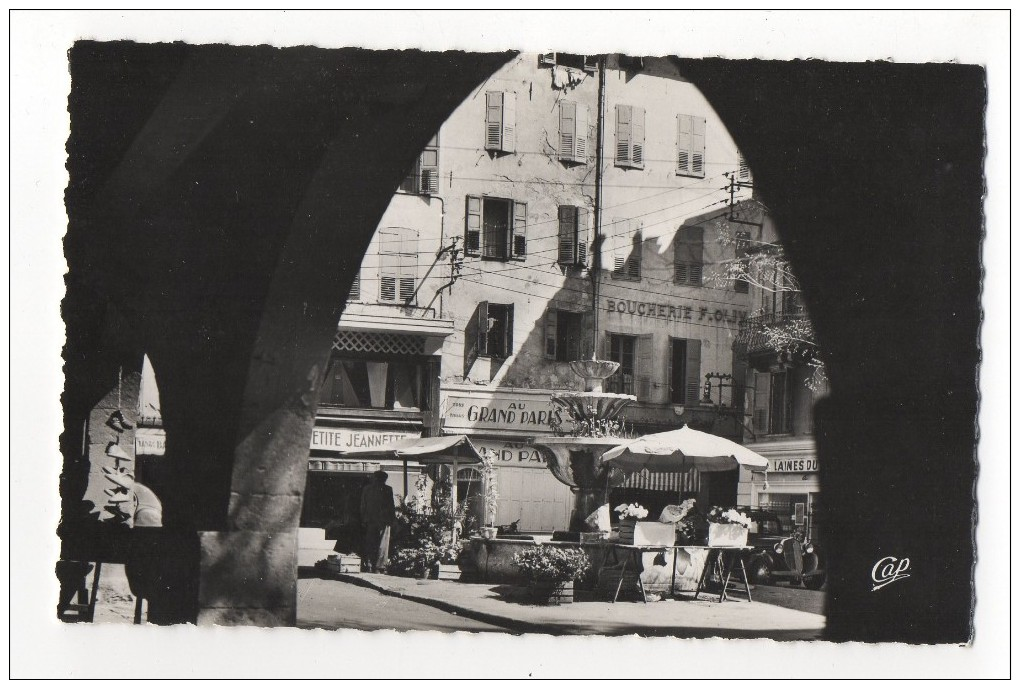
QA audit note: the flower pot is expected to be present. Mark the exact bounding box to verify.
[617,519,636,544]
[436,564,461,581]
[480,527,498,540]
[528,579,574,605]
[708,523,749,547]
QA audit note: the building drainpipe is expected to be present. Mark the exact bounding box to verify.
[591,55,607,358]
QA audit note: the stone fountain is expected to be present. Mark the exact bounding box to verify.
[532,359,637,532]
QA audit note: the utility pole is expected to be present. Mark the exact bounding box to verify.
[591,54,607,359]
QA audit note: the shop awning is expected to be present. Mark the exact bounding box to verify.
[335,434,484,465]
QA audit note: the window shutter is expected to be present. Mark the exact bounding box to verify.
[419,147,439,194]
[632,107,645,167]
[691,116,706,177]
[731,347,748,413]
[580,311,593,360]
[380,276,396,302]
[559,101,576,161]
[615,105,631,166]
[684,339,702,405]
[688,226,703,285]
[502,92,517,153]
[476,301,489,356]
[737,152,751,181]
[557,205,576,264]
[348,272,360,301]
[511,201,527,260]
[674,226,704,285]
[752,371,770,434]
[575,105,589,163]
[676,114,692,175]
[504,304,515,357]
[576,207,589,266]
[635,334,653,401]
[544,310,558,359]
[465,195,482,255]
[399,277,415,303]
[485,92,503,150]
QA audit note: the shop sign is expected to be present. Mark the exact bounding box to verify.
[442,390,563,434]
[310,427,420,452]
[475,441,548,468]
[134,428,166,456]
[605,299,747,325]
[770,456,819,473]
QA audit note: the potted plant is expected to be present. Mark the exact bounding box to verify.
[480,452,499,540]
[613,503,649,544]
[512,545,591,605]
[705,506,753,546]
[435,542,463,581]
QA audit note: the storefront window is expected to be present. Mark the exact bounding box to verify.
[606,334,635,394]
[318,357,427,410]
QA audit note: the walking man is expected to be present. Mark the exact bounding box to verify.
[360,470,396,573]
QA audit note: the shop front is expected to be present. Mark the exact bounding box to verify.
[737,437,821,541]
[440,386,572,533]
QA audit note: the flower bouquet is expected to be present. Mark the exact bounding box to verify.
[614,503,649,544]
[659,499,706,545]
[706,506,752,546]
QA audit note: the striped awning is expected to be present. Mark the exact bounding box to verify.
[620,468,701,493]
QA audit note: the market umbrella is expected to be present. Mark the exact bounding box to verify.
[599,426,769,473]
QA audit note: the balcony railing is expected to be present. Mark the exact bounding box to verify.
[737,309,811,353]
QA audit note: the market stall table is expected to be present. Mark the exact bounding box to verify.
[601,543,755,603]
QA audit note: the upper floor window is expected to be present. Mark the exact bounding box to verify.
[467,301,514,361]
[539,53,598,73]
[612,230,642,281]
[378,227,418,304]
[557,205,589,267]
[399,132,440,195]
[752,369,793,435]
[465,195,526,261]
[544,309,588,362]
[318,356,427,411]
[676,114,706,178]
[485,91,517,154]
[673,225,704,286]
[615,104,645,169]
[559,101,589,164]
[737,152,752,182]
[604,333,652,401]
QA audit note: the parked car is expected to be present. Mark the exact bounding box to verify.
[740,507,826,590]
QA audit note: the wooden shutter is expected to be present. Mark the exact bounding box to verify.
[485,91,503,150]
[502,92,517,153]
[616,105,631,166]
[559,101,576,161]
[580,311,593,360]
[635,334,653,401]
[685,339,702,405]
[544,310,557,359]
[737,152,751,181]
[419,146,439,194]
[677,114,693,175]
[511,201,527,260]
[691,116,706,177]
[752,371,770,434]
[348,272,360,301]
[465,195,482,255]
[674,226,703,285]
[475,301,489,356]
[558,205,576,264]
[575,105,589,162]
[632,107,645,167]
[380,276,396,302]
[731,347,748,413]
[576,206,589,265]
[503,304,515,357]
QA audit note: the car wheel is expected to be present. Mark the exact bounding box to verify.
[803,573,826,590]
[749,558,773,586]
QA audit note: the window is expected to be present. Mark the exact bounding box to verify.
[484,91,516,153]
[470,301,514,360]
[557,205,589,266]
[539,53,598,73]
[676,114,706,178]
[399,132,440,195]
[464,195,526,261]
[733,231,750,294]
[544,310,588,361]
[674,225,704,286]
[558,101,589,164]
[378,227,418,304]
[605,333,652,400]
[615,105,645,168]
[752,370,793,435]
[737,152,752,182]
[613,230,642,281]
[318,356,427,410]
[669,338,702,405]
